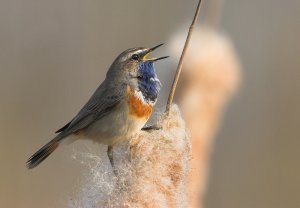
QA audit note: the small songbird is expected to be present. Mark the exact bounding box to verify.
[26,44,168,172]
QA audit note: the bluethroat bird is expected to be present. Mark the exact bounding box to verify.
[26,44,169,174]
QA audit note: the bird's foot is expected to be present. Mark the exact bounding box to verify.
[142,125,161,131]
[107,146,118,177]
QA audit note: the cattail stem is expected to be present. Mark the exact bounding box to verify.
[165,0,203,114]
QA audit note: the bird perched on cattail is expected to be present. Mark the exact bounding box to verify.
[26,44,168,174]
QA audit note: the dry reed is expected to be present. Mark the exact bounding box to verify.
[171,26,241,208]
[69,1,204,207]
[69,105,191,208]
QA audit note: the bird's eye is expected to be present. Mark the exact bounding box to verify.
[131,54,140,60]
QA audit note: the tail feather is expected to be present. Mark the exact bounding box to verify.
[26,138,60,169]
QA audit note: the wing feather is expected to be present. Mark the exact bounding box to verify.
[55,81,126,134]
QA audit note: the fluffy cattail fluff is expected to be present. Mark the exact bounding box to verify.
[170,27,241,208]
[69,104,191,208]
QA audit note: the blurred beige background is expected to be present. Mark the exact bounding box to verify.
[0,0,299,208]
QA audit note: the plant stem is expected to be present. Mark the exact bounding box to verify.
[165,0,203,114]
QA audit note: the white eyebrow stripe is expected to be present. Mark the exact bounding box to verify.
[135,49,145,54]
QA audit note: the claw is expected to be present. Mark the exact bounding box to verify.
[142,125,161,131]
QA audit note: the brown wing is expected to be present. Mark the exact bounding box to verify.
[56,81,126,135]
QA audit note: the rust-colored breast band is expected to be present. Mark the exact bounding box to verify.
[127,87,153,119]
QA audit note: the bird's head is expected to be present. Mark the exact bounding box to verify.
[107,44,169,102]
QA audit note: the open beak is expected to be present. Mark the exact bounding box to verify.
[143,43,170,62]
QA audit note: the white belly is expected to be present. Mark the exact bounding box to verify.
[82,101,147,145]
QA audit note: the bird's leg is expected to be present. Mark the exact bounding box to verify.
[107,145,118,176]
[142,125,161,131]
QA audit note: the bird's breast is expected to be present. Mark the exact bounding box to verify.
[127,86,153,120]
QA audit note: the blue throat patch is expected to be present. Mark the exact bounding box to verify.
[138,61,161,102]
